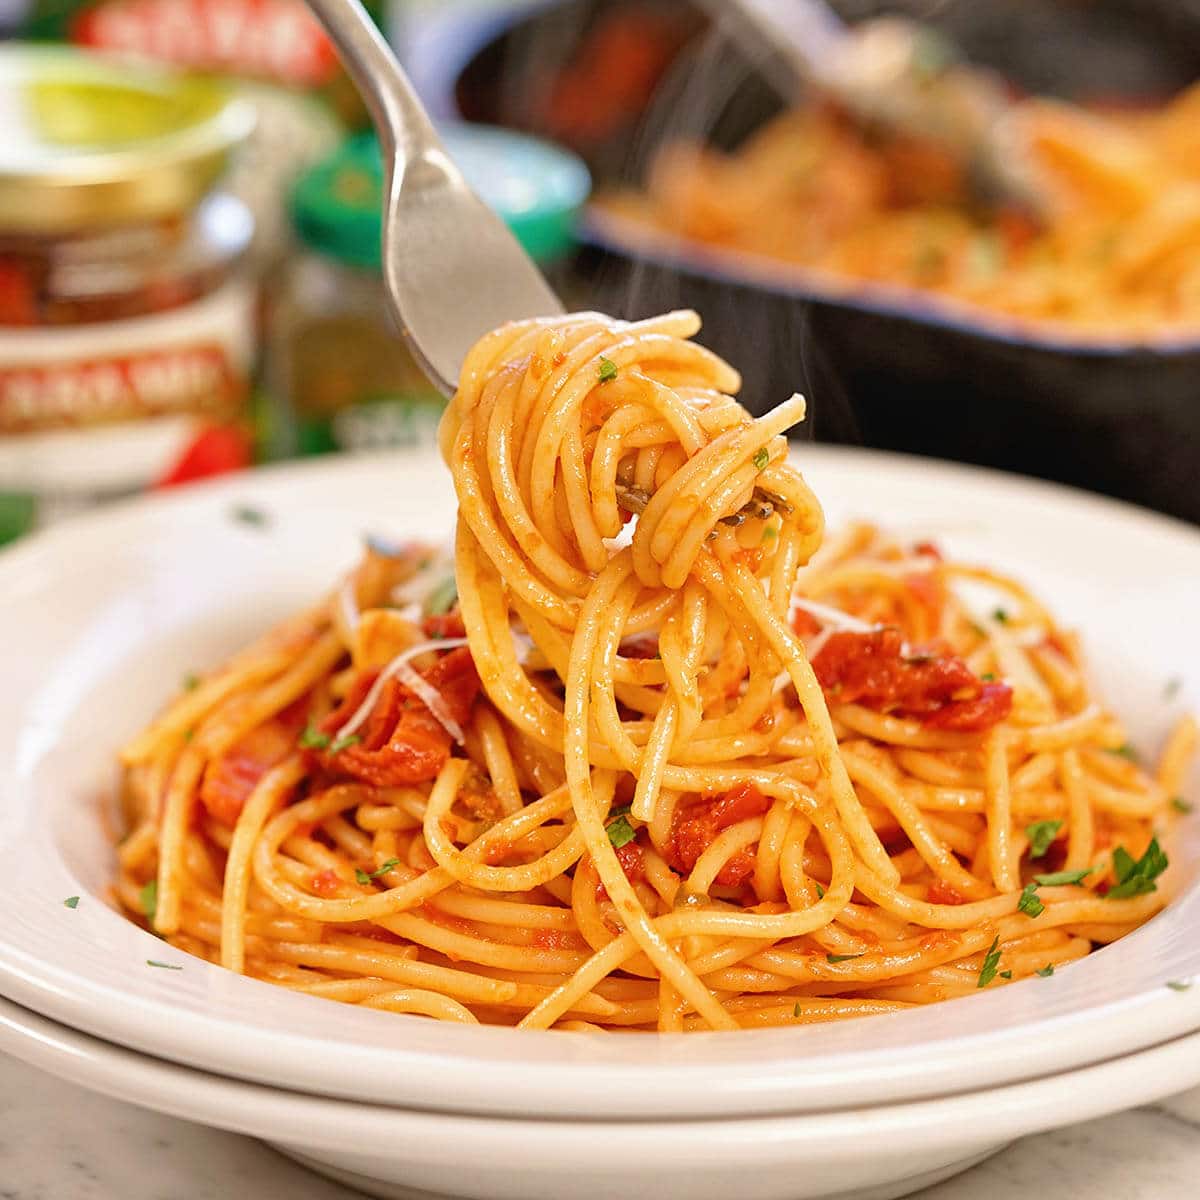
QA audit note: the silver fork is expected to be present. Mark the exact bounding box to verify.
[303,0,564,396]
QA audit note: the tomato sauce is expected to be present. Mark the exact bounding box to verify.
[926,879,967,906]
[199,707,305,826]
[791,608,821,638]
[812,629,1012,731]
[666,782,771,886]
[531,927,583,952]
[594,840,646,903]
[309,868,342,897]
[423,611,466,640]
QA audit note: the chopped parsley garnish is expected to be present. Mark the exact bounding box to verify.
[1025,819,1062,859]
[63,895,79,909]
[793,1002,803,1017]
[1033,868,1093,887]
[815,883,825,899]
[998,970,1013,980]
[182,728,194,743]
[761,526,777,542]
[1172,797,1194,814]
[140,880,158,924]
[1164,677,1182,701]
[426,576,458,616]
[299,723,331,750]
[300,725,359,754]
[597,356,618,384]
[826,953,865,963]
[1167,980,1193,992]
[182,672,200,691]
[1017,882,1045,918]
[355,858,401,885]
[147,960,182,970]
[981,672,996,682]
[1107,837,1168,900]
[1035,964,1055,978]
[231,504,268,527]
[752,448,769,472]
[1108,742,1140,763]
[977,936,1002,988]
[606,806,637,849]
[992,608,1009,624]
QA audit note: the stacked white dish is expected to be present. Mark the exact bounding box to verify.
[1,448,1197,1200]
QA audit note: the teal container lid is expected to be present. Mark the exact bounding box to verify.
[291,123,590,270]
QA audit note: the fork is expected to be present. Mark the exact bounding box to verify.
[303,0,564,396]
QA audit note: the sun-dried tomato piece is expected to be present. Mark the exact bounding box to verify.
[309,647,481,787]
[667,782,771,885]
[812,629,1011,732]
[199,705,305,826]
[423,611,466,640]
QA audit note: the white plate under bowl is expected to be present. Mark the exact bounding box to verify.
[3,991,1200,1200]
[0,447,1197,1122]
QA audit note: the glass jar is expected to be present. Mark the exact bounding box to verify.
[0,193,252,328]
[0,45,257,515]
[269,125,590,458]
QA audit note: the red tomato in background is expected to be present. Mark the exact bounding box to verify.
[156,424,253,488]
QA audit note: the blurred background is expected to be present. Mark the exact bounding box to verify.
[1,0,1198,547]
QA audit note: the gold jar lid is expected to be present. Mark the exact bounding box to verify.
[0,44,256,234]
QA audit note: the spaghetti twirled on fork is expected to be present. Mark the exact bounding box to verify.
[117,311,1195,1030]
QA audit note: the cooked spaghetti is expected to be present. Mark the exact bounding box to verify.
[117,311,1195,1030]
[597,87,1200,340]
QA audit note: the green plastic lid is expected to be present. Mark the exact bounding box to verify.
[291,123,591,270]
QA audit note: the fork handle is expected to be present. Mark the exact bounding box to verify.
[303,0,440,164]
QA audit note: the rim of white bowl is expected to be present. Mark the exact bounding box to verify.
[2,992,1200,1172]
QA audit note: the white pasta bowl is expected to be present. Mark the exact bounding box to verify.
[2,991,1200,1200]
[0,445,1197,1140]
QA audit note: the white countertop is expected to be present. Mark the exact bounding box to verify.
[4,1050,1199,1199]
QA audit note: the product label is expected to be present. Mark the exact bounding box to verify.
[72,0,340,87]
[0,346,239,433]
[0,279,254,434]
[0,278,256,492]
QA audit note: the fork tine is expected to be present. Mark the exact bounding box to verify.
[383,151,564,396]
